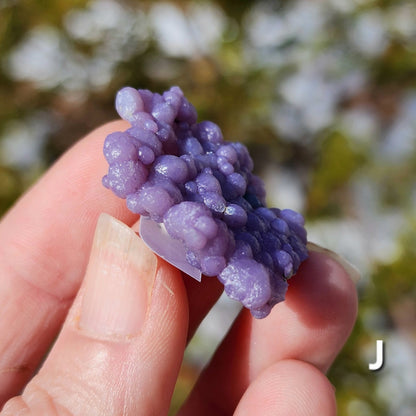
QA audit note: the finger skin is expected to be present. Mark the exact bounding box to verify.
[234,360,337,416]
[178,250,358,415]
[0,120,133,299]
[182,273,223,342]
[2,253,189,416]
[0,121,134,404]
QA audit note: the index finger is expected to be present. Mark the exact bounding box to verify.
[178,247,358,415]
[0,121,134,402]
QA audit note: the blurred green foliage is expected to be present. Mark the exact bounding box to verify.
[1,0,415,414]
[307,131,367,217]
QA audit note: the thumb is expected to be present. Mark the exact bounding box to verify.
[2,213,189,416]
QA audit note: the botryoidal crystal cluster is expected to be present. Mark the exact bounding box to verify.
[102,86,308,318]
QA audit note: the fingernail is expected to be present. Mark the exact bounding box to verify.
[79,213,157,338]
[307,242,361,284]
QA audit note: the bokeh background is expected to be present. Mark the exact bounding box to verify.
[1,0,415,414]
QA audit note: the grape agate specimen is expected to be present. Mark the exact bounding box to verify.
[102,86,308,318]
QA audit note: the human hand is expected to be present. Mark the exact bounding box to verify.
[0,121,358,415]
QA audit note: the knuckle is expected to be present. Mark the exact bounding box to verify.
[1,384,74,416]
[1,395,30,415]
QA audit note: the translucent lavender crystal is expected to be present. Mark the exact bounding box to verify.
[102,86,308,318]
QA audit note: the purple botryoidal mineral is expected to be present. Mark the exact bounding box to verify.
[102,86,308,318]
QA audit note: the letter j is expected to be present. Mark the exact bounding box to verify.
[369,339,384,371]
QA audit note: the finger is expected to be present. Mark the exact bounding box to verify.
[178,246,358,415]
[182,273,223,342]
[2,214,189,416]
[234,359,336,416]
[0,120,135,403]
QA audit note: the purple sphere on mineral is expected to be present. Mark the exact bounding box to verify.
[102,86,308,318]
